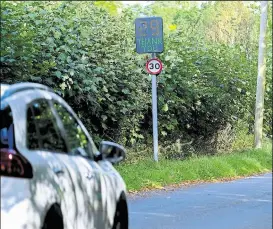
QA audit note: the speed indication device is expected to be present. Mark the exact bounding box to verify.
[146,58,163,75]
[135,17,164,54]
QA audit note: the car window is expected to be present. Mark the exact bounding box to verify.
[0,106,14,150]
[53,102,91,158]
[27,99,67,153]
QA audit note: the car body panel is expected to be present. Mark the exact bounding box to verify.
[1,84,127,229]
[1,90,78,229]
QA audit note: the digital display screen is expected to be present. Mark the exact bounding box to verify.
[135,17,164,54]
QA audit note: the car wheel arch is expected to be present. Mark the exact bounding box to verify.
[42,203,64,229]
[112,191,128,229]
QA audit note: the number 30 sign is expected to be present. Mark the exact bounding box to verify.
[146,58,163,75]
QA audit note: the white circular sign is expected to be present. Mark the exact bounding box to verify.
[146,58,163,75]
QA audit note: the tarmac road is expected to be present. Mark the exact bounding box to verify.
[128,173,272,229]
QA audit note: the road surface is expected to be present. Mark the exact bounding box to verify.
[128,173,272,229]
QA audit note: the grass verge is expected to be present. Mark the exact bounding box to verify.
[116,144,272,192]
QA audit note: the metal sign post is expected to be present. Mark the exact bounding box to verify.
[135,17,163,162]
[151,53,158,162]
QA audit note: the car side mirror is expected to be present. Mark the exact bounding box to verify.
[98,141,126,164]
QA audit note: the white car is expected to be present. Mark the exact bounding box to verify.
[0,83,128,229]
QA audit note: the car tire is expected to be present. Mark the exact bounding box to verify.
[42,204,64,229]
[112,195,128,229]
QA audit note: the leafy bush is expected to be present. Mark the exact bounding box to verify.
[1,1,272,152]
[1,1,150,145]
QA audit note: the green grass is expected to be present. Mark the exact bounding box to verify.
[116,144,272,192]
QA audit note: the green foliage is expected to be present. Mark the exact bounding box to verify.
[1,1,149,145]
[1,1,272,150]
[231,121,255,151]
[158,38,254,144]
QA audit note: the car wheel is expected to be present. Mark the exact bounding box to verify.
[112,196,128,229]
[42,204,63,229]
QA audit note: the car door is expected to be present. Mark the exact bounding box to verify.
[51,100,107,229]
[25,98,81,229]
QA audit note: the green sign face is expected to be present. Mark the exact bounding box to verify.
[135,17,164,54]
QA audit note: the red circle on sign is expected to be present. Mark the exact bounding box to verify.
[146,58,163,75]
